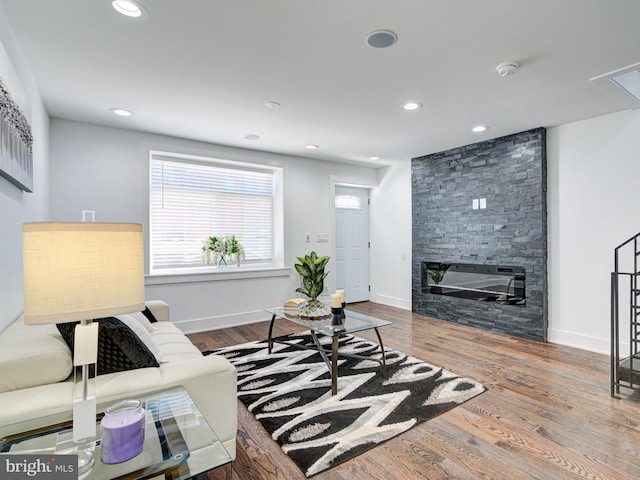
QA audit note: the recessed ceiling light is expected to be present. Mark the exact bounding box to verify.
[110,108,132,116]
[366,30,398,49]
[402,102,422,111]
[305,145,319,150]
[264,101,281,109]
[369,156,380,161]
[472,125,488,132]
[244,134,260,141]
[112,1,148,18]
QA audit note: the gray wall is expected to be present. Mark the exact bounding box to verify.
[411,128,547,341]
[0,12,50,333]
[49,119,380,332]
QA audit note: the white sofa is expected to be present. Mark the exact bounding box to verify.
[0,300,237,459]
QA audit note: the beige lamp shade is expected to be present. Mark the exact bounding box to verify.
[22,222,145,324]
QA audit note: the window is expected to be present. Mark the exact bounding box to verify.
[335,194,362,210]
[149,151,282,272]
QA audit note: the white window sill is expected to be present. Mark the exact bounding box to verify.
[145,266,291,285]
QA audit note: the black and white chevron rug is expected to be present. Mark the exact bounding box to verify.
[209,332,485,477]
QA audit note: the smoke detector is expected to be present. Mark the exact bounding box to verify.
[496,61,519,77]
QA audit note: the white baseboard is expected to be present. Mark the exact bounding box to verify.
[370,294,411,311]
[547,327,611,355]
[174,309,270,334]
[174,296,413,334]
[175,308,615,358]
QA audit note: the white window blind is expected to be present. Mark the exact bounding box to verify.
[150,152,276,271]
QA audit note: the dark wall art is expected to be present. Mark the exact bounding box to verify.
[0,76,33,192]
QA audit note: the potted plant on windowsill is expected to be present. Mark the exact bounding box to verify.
[294,251,330,318]
[202,235,245,267]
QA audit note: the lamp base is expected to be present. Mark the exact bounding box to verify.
[76,444,95,477]
[55,429,95,477]
[73,395,97,474]
[73,395,97,442]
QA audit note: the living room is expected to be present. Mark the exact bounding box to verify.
[1,1,640,479]
[2,0,640,355]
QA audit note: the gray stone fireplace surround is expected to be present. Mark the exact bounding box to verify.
[412,128,547,341]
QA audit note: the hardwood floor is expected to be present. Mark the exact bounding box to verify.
[188,302,640,480]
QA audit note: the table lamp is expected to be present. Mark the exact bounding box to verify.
[22,222,144,465]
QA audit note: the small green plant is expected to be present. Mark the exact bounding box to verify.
[294,251,330,301]
[428,263,450,285]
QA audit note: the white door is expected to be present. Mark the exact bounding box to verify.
[335,186,369,303]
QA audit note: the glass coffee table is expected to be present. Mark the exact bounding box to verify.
[265,304,393,395]
[0,387,231,480]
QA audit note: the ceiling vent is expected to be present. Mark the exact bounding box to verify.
[590,62,640,110]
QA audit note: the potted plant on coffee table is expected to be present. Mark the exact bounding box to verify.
[294,251,330,317]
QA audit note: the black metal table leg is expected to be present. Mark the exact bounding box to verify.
[374,327,387,376]
[309,331,331,368]
[331,335,339,395]
[267,314,276,354]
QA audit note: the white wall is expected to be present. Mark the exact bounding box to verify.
[369,163,412,310]
[547,109,640,353]
[49,119,379,332]
[0,9,49,332]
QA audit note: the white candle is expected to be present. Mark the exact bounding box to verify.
[331,293,341,308]
[337,289,345,304]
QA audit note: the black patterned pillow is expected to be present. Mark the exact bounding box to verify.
[56,317,159,376]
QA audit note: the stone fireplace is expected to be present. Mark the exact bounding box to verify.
[411,128,547,341]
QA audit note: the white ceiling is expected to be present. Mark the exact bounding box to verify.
[1,0,639,167]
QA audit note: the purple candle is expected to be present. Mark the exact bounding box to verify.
[100,400,145,464]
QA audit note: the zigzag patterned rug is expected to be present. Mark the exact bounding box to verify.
[210,332,485,477]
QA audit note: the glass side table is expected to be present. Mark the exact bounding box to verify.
[0,386,232,480]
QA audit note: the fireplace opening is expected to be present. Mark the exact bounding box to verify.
[422,262,526,305]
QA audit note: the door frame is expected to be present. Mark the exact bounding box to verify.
[329,176,376,299]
